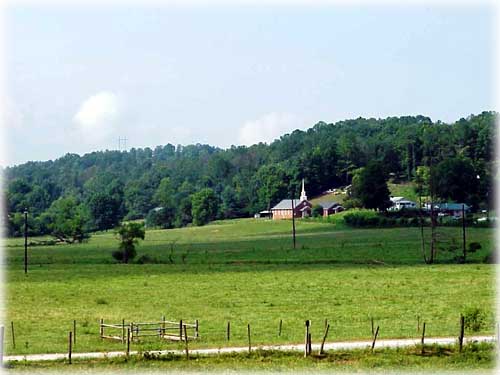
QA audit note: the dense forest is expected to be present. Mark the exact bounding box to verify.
[3,111,496,239]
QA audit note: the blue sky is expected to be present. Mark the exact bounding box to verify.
[3,3,495,166]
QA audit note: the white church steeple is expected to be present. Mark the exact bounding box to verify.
[300,178,307,202]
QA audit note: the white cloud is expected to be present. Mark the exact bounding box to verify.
[238,112,302,146]
[73,91,119,141]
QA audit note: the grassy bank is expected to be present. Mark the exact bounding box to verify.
[6,342,496,372]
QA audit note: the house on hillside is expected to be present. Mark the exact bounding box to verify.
[388,197,417,211]
[271,179,312,220]
[318,201,344,217]
[424,203,470,217]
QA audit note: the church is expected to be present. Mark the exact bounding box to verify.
[270,180,312,220]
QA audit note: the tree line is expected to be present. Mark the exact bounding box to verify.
[3,111,495,240]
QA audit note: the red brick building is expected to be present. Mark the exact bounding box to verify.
[271,179,312,220]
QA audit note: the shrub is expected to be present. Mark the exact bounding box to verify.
[468,242,482,253]
[463,307,486,332]
[343,210,380,227]
[312,205,323,217]
[483,253,494,264]
[135,254,155,264]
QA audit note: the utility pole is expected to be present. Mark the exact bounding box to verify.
[24,209,28,275]
[291,197,296,249]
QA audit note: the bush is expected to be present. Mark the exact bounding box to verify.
[342,198,363,210]
[343,210,382,227]
[312,205,323,218]
[483,253,495,264]
[112,248,137,262]
[135,254,155,264]
[463,307,486,332]
[468,242,482,253]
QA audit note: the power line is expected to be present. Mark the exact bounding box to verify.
[118,137,128,151]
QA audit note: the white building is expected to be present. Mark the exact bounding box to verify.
[389,196,417,211]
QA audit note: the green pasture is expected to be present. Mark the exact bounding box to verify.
[4,219,495,360]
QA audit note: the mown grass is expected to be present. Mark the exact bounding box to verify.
[6,342,496,372]
[4,218,495,371]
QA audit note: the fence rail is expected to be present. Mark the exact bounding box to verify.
[99,318,199,342]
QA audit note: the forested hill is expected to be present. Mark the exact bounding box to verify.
[4,111,496,236]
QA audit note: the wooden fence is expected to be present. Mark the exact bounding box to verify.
[99,318,199,342]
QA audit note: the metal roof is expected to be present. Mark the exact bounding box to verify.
[432,203,470,211]
[318,201,341,210]
[271,199,302,210]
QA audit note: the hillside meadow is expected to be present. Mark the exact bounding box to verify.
[4,218,495,360]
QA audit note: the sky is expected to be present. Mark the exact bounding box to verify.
[2,3,496,166]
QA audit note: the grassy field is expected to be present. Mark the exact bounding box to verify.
[387,182,419,203]
[7,343,496,373]
[4,218,496,370]
[309,182,418,207]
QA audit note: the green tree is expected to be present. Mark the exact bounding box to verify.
[86,192,122,231]
[220,186,243,219]
[123,173,157,219]
[351,161,391,211]
[113,222,145,263]
[253,164,290,211]
[433,157,477,204]
[312,204,323,217]
[414,166,431,198]
[151,177,176,228]
[41,196,90,243]
[191,188,219,226]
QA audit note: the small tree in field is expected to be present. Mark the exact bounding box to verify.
[113,222,145,263]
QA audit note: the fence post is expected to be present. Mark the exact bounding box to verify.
[68,331,72,364]
[184,325,189,360]
[247,324,251,354]
[421,322,426,355]
[122,319,125,343]
[195,319,199,338]
[227,321,230,341]
[459,315,465,352]
[100,318,103,340]
[319,323,330,355]
[279,319,282,337]
[304,320,310,357]
[162,316,166,337]
[371,326,379,352]
[11,321,15,350]
[179,320,183,341]
[126,328,130,357]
